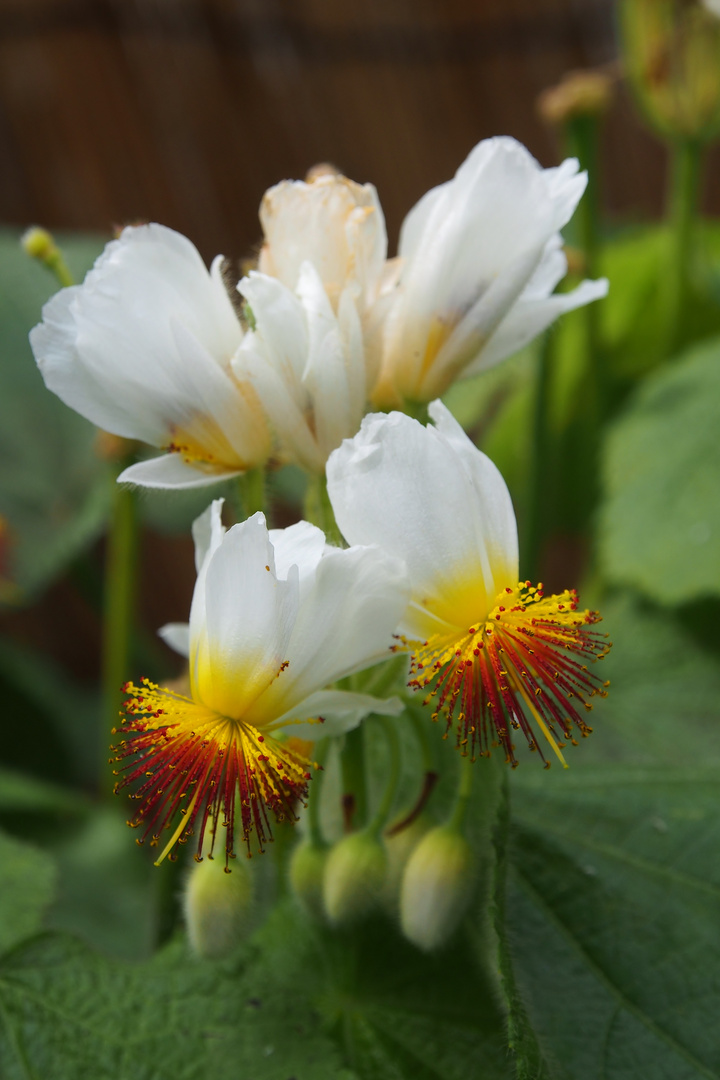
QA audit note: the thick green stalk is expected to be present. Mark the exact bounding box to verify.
[666,137,702,353]
[565,113,605,434]
[102,479,138,798]
[522,330,553,582]
[367,718,401,837]
[238,467,266,520]
[340,726,367,830]
[307,738,330,848]
[303,472,343,546]
[448,752,474,833]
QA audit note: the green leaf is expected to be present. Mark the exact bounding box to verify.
[507,766,720,1080]
[0,230,111,603]
[580,592,720,766]
[0,927,357,1080]
[491,592,720,1078]
[0,829,56,955]
[599,338,720,604]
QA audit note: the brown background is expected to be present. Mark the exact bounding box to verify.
[0,0,716,682]
[3,0,718,261]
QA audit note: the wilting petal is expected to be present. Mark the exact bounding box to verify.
[258,173,387,307]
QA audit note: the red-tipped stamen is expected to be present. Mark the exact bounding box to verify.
[111,679,312,867]
[407,583,611,768]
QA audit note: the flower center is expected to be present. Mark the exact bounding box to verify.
[112,678,312,867]
[406,581,611,768]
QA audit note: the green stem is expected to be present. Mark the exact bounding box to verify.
[408,706,435,774]
[238,467,266,520]
[367,718,401,837]
[402,399,430,424]
[565,113,605,446]
[307,738,330,848]
[448,753,474,833]
[522,330,553,582]
[667,137,702,352]
[340,726,367,830]
[102,477,138,798]
[303,472,343,546]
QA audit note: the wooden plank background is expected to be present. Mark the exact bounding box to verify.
[1,0,713,261]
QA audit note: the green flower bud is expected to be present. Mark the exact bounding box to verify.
[381,814,431,914]
[289,840,328,920]
[400,826,475,951]
[183,856,253,959]
[620,0,720,141]
[323,830,387,924]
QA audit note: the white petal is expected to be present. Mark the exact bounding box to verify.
[258,175,386,303]
[235,338,325,473]
[268,520,327,583]
[245,543,409,724]
[464,276,609,376]
[192,513,299,718]
[238,272,308,386]
[158,622,190,657]
[297,261,352,460]
[30,224,267,469]
[327,409,518,634]
[191,498,226,574]
[271,690,404,740]
[118,454,240,490]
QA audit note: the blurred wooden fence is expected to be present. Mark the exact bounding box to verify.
[0,0,705,259]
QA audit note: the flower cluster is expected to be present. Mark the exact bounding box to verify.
[31,135,612,948]
[31,137,606,487]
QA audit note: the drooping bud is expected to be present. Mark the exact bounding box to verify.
[620,0,720,141]
[289,840,328,920]
[400,826,475,951]
[183,855,254,959]
[381,814,431,914]
[323,830,387,924]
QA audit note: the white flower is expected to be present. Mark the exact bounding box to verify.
[30,224,271,489]
[372,137,609,406]
[234,264,368,473]
[234,173,398,472]
[326,403,610,768]
[114,500,409,861]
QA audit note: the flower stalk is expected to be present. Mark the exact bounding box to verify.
[102,474,138,798]
[667,137,703,351]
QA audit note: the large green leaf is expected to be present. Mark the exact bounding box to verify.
[507,767,720,1080]
[0,829,56,955]
[0,230,111,602]
[599,338,720,605]
[493,593,720,1078]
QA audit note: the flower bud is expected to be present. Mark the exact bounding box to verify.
[289,840,328,920]
[400,826,475,951]
[620,0,720,141]
[537,69,615,126]
[21,226,57,262]
[323,830,387,924]
[183,855,253,959]
[381,814,431,914]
